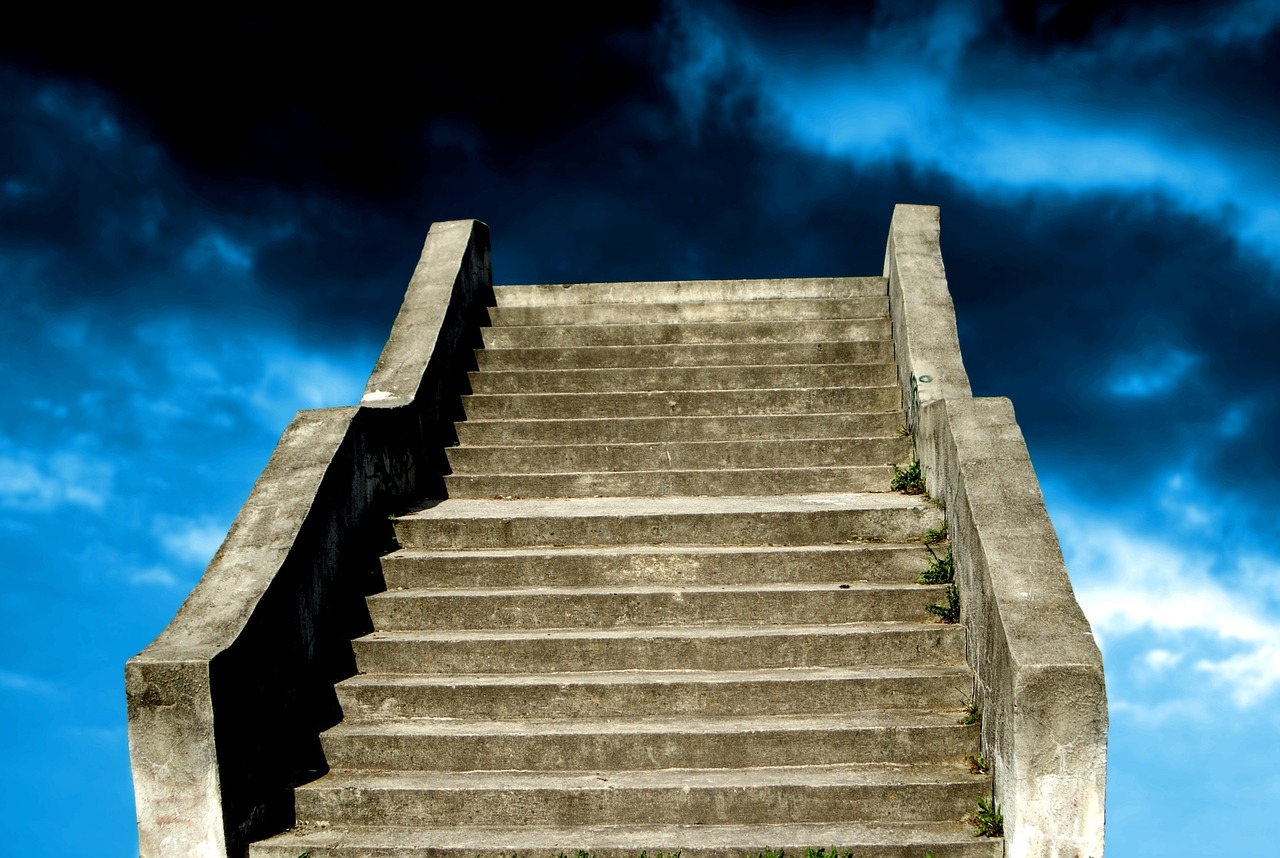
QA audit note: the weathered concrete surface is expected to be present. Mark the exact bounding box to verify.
[884,204,972,433]
[888,204,1107,857]
[126,219,492,858]
[920,397,1107,858]
[252,821,1004,858]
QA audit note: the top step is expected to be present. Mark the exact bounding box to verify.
[495,277,886,307]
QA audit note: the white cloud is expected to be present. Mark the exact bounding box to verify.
[156,516,226,567]
[127,565,184,588]
[1144,648,1183,671]
[661,2,1280,268]
[0,669,59,697]
[0,446,113,512]
[1108,348,1199,398]
[1062,509,1280,707]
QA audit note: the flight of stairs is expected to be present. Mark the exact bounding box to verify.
[253,277,1000,857]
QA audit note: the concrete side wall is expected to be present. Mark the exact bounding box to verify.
[125,220,493,858]
[886,205,1107,858]
[883,204,972,431]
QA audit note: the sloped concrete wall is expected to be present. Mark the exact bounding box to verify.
[125,220,492,858]
[886,204,1108,858]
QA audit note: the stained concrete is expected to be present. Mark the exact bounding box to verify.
[126,219,493,858]
[889,204,1107,857]
[130,205,1103,858]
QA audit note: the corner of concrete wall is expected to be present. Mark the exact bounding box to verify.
[890,207,1107,858]
[126,219,492,858]
[883,203,972,435]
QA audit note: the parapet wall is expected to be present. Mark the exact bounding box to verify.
[886,204,1107,858]
[125,220,493,858]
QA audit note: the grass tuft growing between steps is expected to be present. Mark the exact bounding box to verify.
[890,460,925,494]
[922,520,948,544]
[972,796,1005,837]
[925,581,960,623]
[917,546,953,584]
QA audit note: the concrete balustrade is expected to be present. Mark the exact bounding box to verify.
[125,220,493,858]
[127,205,1106,858]
[887,203,1108,858]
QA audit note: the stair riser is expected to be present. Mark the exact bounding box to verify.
[367,587,948,631]
[493,277,888,306]
[462,387,901,419]
[455,412,905,445]
[252,833,1001,858]
[336,672,971,721]
[481,319,891,348]
[321,723,979,772]
[488,297,888,327]
[467,363,897,394]
[352,626,964,675]
[475,340,894,371]
[395,506,934,550]
[446,437,912,475]
[251,833,1003,858]
[445,467,897,498]
[295,781,982,827]
[382,545,931,589]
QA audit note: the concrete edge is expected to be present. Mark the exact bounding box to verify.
[125,219,493,858]
[883,203,972,433]
[888,205,1106,858]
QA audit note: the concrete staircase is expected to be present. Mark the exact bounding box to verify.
[253,276,999,857]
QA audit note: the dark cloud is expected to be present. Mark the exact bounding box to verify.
[993,0,1274,48]
[5,8,1280,851]
[1,5,665,197]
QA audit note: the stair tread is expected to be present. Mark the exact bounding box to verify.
[255,821,998,853]
[492,276,887,305]
[372,581,940,598]
[304,762,985,791]
[386,542,925,560]
[324,710,971,738]
[401,492,929,522]
[465,384,901,397]
[359,620,954,644]
[448,435,904,451]
[340,664,970,689]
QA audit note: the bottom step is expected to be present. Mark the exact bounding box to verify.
[253,821,1003,858]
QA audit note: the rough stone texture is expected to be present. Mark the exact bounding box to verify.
[130,206,1104,858]
[884,204,972,433]
[126,219,493,858]
[889,204,1107,858]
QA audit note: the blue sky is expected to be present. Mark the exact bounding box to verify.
[3,3,1279,855]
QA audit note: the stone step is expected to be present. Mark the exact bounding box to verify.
[446,437,911,476]
[481,318,891,349]
[252,820,1003,858]
[467,363,898,395]
[292,764,988,828]
[488,297,888,327]
[443,465,897,498]
[394,493,934,550]
[381,543,933,590]
[335,665,972,721]
[366,581,951,631]
[461,386,902,420]
[455,412,906,446]
[319,712,980,772]
[475,340,894,371]
[492,276,888,306]
[352,622,964,675]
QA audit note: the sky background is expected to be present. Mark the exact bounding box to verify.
[2,2,1279,855]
